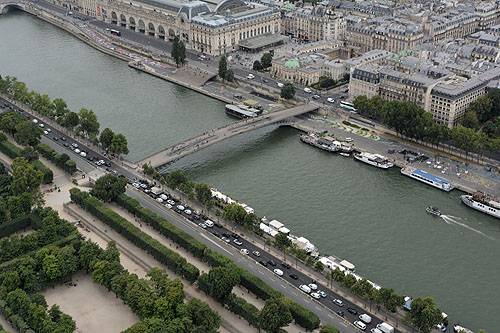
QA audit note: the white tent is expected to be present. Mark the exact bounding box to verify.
[269,219,284,230]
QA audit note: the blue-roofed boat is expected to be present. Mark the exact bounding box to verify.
[401,167,454,192]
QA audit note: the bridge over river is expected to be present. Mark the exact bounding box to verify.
[138,103,319,171]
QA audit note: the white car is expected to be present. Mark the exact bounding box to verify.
[233,239,242,246]
[43,130,49,135]
[299,285,311,294]
[247,74,255,79]
[345,137,353,142]
[39,123,44,128]
[176,205,185,211]
[165,203,172,209]
[303,87,312,93]
[32,119,38,124]
[160,194,168,201]
[74,149,81,154]
[80,151,87,157]
[277,82,284,88]
[156,198,164,203]
[354,321,367,331]
[333,299,344,307]
[370,328,383,333]
[318,290,327,298]
[241,248,249,255]
[46,128,51,132]
[308,283,318,290]
[311,292,321,299]
[167,199,175,205]
[184,209,192,215]
[327,97,335,103]
[273,269,283,276]
[132,183,140,188]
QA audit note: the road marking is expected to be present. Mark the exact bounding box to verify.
[269,277,275,282]
[259,271,264,275]
[280,284,286,289]
[315,306,322,312]
[340,323,347,327]
[201,234,233,256]
[303,299,310,303]
[328,314,334,319]
[291,291,298,296]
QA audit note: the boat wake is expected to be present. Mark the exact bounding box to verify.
[440,215,495,240]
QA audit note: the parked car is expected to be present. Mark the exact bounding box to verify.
[347,307,358,315]
[241,249,249,255]
[176,205,185,211]
[277,82,284,88]
[221,237,230,243]
[337,311,344,317]
[333,299,344,307]
[252,251,261,257]
[299,285,311,293]
[281,262,291,269]
[233,239,242,246]
[354,321,366,331]
[311,292,321,299]
[267,260,276,266]
[247,74,255,79]
[198,223,207,229]
[312,94,320,99]
[273,269,283,276]
[289,274,298,280]
[345,137,353,142]
[303,87,312,93]
[259,260,268,267]
[318,290,327,298]
[308,283,318,290]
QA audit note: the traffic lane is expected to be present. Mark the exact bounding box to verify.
[126,189,357,332]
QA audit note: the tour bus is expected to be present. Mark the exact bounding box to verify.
[110,29,121,36]
[339,100,357,112]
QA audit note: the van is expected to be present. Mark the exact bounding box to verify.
[299,284,311,294]
[354,321,366,330]
[359,313,372,324]
[376,322,394,333]
[205,220,214,228]
[304,87,312,93]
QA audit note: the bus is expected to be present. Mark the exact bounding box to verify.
[110,29,121,36]
[340,100,357,112]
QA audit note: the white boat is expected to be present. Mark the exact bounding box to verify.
[426,206,441,217]
[401,167,453,192]
[353,152,393,169]
[453,324,473,333]
[300,133,339,153]
[461,192,500,219]
[339,152,350,157]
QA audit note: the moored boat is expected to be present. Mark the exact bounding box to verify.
[461,191,500,219]
[401,167,454,192]
[339,152,350,157]
[426,206,441,217]
[299,133,339,152]
[453,324,473,333]
[353,152,393,169]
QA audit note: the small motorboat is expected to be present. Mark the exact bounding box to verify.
[426,206,441,217]
[339,152,350,157]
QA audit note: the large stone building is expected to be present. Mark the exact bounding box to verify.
[51,0,280,55]
[346,18,424,53]
[424,11,477,42]
[281,6,345,42]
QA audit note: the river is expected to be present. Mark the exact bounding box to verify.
[0,9,498,332]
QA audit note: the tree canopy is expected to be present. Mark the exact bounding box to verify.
[90,174,127,202]
[280,83,295,100]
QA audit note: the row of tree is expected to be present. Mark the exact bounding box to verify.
[0,75,129,157]
[80,240,221,333]
[353,95,500,159]
[110,183,321,331]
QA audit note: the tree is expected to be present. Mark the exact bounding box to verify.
[10,157,43,207]
[77,108,100,139]
[280,83,295,99]
[260,52,273,69]
[467,95,493,124]
[186,298,221,332]
[78,241,102,272]
[460,110,479,130]
[274,232,291,259]
[109,133,129,157]
[222,203,247,225]
[123,323,151,333]
[0,109,26,135]
[403,297,443,333]
[61,111,79,132]
[314,261,324,273]
[20,147,39,162]
[171,36,186,67]
[14,121,43,147]
[322,324,340,333]
[195,183,213,211]
[259,297,293,333]
[90,174,127,202]
[99,128,115,150]
[165,170,188,189]
[53,98,69,121]
[226,69,234,82]
[31,93,55,119]
[252,60,263,71]
[218,56,228,81]
[205,266,240,303]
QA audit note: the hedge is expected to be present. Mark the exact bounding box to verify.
[36,144,76,175]
[0,213,32,238]
[70,188,199,283]
[0,140,22,159]
[226,293,260,328]
[32,160,53,184]
[114,193,320,331]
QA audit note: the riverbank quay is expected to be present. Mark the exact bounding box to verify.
[291,114,500,196]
